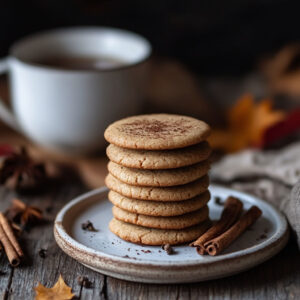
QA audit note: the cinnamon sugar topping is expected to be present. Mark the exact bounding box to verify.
[120,119,193,138]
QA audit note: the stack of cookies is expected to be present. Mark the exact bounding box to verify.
[104,114,212,245]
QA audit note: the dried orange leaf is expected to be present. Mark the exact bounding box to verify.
[209,94,285,152]
[35,275,74,300]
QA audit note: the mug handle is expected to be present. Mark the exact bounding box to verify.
[0,58,20,131]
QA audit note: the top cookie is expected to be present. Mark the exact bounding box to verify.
[104,114,210,150]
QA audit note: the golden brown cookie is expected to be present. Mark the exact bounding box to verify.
[106,142,211,170]
[107,160,210,187]
[104,114,210,150]
[108,190,210,216]
[112,205,209,229]
[109,218,211,245]
[105,173,209,201]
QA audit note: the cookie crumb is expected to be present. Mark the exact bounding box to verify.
[256,233,267,241]
[162,244,174,255]
[81,220,98,232]
[214,196,224,206]
[122,255,136,260]
[38,248,47,258]
[141,250,151,253]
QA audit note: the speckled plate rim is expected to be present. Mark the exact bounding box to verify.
[54,185,289,283]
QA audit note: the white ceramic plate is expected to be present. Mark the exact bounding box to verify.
[54,185,289,283]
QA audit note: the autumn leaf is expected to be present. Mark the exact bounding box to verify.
[35,275,74,300]
[209,94,285,152]
[0,144,14,157]
[262,109,300,147]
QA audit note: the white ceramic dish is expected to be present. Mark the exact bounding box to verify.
[54,185,289,284]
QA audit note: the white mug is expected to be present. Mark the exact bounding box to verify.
[0,27,151,154]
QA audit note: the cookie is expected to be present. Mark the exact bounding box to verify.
[112,205,209,230]
[109,218,211,245]
[107,160,210,187]
[106,142,212,170]
[104,114,211,150]
[108,190,210,216]
[105,173,209,201]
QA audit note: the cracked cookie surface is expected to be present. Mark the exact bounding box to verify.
[105,173,209,201]
[109,218,211,245]
[112,205,209,229]
[108,190,210,216]
[106,142,211,170]
[107,160,210,187]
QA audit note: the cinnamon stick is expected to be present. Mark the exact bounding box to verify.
[0,213,24,266]
[205,206,262,256]
[190,196,243,254]
[0,213,24,257]
[0,224,20,267]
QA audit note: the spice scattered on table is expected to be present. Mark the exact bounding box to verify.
[38,248,47,259]
[5,198,43,230]
[0,146,46,191]
[81,220,98,232]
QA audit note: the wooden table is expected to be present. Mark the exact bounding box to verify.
[0,69,299,299]
[0,176,299,300]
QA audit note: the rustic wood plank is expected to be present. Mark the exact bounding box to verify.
[80,274,107,300]
[106,239,300,300]
[0,179,107,299]
[0,185,18,300]
[0,175,299,300]
[106,278,183,300]
[0,255,12,300]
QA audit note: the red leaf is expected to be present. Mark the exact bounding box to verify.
[261,109,300,147]
[0,145,14,157]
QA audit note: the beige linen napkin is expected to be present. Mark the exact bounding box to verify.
[211,142,300,248]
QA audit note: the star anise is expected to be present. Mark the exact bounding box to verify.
[5,198,43,230]
[0,147,46,190]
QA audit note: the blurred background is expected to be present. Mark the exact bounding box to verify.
[1,0,300,113]
[1,0,300,75]
[0,0,300,188]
